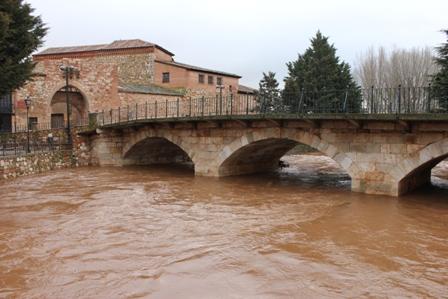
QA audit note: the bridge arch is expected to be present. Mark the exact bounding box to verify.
[216,129,357,179]
[122,131,195,169]
[394,138,448,195]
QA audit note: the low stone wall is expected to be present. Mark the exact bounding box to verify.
[0,128,92,180]
[0,150,74,179]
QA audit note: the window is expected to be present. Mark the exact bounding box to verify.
[162,72,170,83]
[208,75,214,85]
[28,117,38,130]
[217,77,223,86]
[198,74,205,84]
[0,92,12,114]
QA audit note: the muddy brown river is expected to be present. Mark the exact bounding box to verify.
[1,155,447,298]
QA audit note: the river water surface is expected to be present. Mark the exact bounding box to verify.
[1,155,448,298]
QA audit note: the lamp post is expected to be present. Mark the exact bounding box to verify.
[216,84,224,115]
[24,96,31,153]
[59,65,79,147]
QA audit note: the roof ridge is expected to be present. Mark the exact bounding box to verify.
[35,39,162,56]
[44,43,108,50]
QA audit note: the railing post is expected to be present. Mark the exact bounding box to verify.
[165,99,168,118]
[427,84,432,113]
[370,85,374,113]
[230,93,233,115]
[246,94,249,115]
[135,103,138,120]
[155,101,158,118]
[215,94,219,115]
[177,97,180,117]
[397,84,402,115]
[145,101,148,119]
[297,87,305,114]
[102,109,104,125]
[189,97,192,117]
[343,90,348,113]
[118,107,121,123]
[201,96,205,117]
[219,92,223,115]
[297,88,304,114]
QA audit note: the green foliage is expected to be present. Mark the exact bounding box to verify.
[432,29,448,110]
[257,71,283,112]
[283,31,361,112]
[0,0,47,95]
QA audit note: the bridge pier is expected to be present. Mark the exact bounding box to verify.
[84,119,448,197]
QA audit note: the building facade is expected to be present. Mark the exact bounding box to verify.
[11,39,244,130]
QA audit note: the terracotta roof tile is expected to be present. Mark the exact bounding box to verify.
[35,39,174,56]
[102,39,155,50]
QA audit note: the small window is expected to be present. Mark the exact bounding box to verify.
[208,75,214,85]
[29,117,38,130]
[198,74,205,84]
[162,72,170,83]
[217,77,223,86]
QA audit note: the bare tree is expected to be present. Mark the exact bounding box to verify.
[355,46,438,88]
[355,46,440,112]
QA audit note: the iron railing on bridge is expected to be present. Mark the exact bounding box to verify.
[96,86,447,126]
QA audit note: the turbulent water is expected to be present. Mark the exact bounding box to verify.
[0,155,447,298]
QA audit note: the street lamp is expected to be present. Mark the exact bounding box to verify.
[59,65,79,147]
[216,84,224,115]
[24,96,32,153]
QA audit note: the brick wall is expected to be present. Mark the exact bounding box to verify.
[154,61,240,96]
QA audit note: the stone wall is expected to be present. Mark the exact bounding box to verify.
[95,53,155,86]
[13,51,158,126]
[88,119,448,196]
[14,57,119,125]
[0,128,92,181]
[0,150,73,179]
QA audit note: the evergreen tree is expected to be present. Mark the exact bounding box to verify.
[257,71,283,112]
[0,0,47,95]
[283,31,361,113]
[432,29,448,110]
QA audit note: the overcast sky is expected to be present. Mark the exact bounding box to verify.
[28,0,447,87]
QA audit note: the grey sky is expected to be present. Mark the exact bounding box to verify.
[28,0,447,88]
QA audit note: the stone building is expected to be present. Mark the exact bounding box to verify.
[10,39,244,130]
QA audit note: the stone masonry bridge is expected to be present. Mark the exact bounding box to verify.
[84,111,448,197]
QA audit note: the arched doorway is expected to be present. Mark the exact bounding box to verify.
[50,85,87,128]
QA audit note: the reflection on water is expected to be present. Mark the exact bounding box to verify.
[0,155,447,298]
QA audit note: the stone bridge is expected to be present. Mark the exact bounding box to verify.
[84,115,448,197]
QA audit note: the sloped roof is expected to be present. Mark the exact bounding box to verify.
[238,84,257,94]
[119,83,185,96]
[156,59,241,78]
[35,39,174,56]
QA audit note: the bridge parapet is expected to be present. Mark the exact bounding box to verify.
[93,86,447,128]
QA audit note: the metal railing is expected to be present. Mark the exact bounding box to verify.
[95,86,447,126]
[6,118,90,133]
[0,138,69,157]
